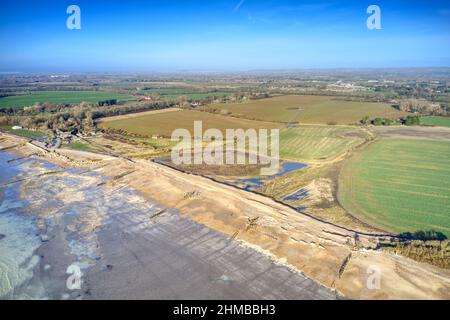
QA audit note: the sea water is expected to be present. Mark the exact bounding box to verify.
[0,153,44,299]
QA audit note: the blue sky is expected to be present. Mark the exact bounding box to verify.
[0,0,449,72]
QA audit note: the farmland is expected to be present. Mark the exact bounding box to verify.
[0,91,134,108]
[99,109,368,162]
[338,139,450,236]
[203,95,407,124]
[0,125,47,139]
[99,109,280,137]
[143,88,232,100]
[163,92,232,101]
[279,126,369,162]
[420,116,450,128]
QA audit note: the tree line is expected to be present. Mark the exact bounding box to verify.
[0,100,175,133]
[360,115,421,126]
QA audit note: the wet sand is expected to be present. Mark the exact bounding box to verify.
[86,209,338,299]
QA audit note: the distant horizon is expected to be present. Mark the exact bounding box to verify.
[2,64,450,74]
[1,0,449,72]
[2,66,450,76]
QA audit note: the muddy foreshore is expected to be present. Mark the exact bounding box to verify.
[1,133,449,300]
[0,147,339,300]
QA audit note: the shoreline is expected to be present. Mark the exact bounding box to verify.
[0,149,340,300]
[1,132,449,300]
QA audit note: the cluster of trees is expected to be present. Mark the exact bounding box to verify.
[401,115,421,126]
[360,115,420,126]
[90,100,174,119]
[0,107,94,133]
[360,116,396,126]
[395,99,449,116]
[98,99,118,106]
[0,100,175,133]
[1,101,89,116]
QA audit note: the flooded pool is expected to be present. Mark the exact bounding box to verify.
[275,162,307,176]
[236,161,307,191]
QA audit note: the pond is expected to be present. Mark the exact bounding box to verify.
[235,161,307,191]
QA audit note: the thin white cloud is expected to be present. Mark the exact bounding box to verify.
[234,0,245,12]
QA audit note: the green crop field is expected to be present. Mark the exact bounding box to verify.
[420,116,450,128]
[100,109,280,137]
[0,125,48,139]
[203,95,407,124]
[64,142,92,151]
[339,139,450,236]
[143,88,232,101]
[279,126,368,161]
[0,91,134,108]
[164,92,232,101]
[143,88,197,95]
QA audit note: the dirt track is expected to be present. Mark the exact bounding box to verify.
[370,125,450,141]
[95,108,181,123]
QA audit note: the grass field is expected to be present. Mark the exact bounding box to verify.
[203,95,407,124]
[143,88,197,95]
[339,139,450,236]
[0,125,47,139]
[0,91,134,108]
[279,126,369,161]
[64,142,93,151]
[100,109,280,137]
[143,88,232,101]
[420,116,450,128]
[164,92,232,101]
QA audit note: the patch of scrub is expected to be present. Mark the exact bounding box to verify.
[284,189,309,201]
[282,178,334,212]
[304,179,334,203]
